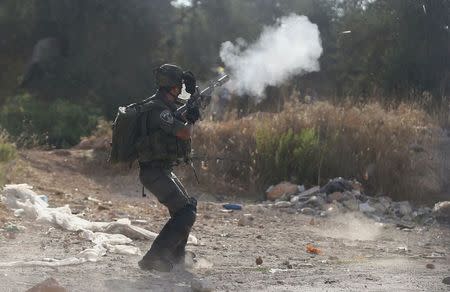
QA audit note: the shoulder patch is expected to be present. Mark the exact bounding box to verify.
[160,110,174,124]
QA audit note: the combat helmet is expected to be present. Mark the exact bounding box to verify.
[155,64,183,88]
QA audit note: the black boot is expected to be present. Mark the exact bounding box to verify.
[138,249,173,272]
[139,202,196,272]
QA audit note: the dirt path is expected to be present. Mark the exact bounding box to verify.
[1,150,450,291]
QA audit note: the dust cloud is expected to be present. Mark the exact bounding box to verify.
[220,14,323,97]
[318,213,383,241]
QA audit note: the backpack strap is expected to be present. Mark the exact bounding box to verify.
[140,109,148,136]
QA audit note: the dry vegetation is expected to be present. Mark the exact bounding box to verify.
[0,130,16,186]
[192,100,441,202]
[23,100,443,203]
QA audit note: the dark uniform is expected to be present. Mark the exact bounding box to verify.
[137,65,198,272]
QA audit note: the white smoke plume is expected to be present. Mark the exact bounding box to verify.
[220,14,323,96]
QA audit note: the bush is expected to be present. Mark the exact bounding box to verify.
[192,100,440,202]
[0,142,16,162]
[0,94,99,148]
[0,130,16,164]
[256,127,321,186]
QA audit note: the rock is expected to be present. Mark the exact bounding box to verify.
[238,216,253,227]
[432,201,450,223]
[359,202,376,213]
[390,201,413,218]
[398,201,413,217]
[282,260,293,269]
[266,182,298,201]
[443,277,450,285]
[305,195,326,209]
[291,186,321,203]
[256,256,263,265]
[323,203,341,216]
[26,277,67,292]
[426,263,435,269]
[320,178,353,194]
[370,201,388,214]
[342,191,356,201]
[275,201,292,208]
[191,278,214,292]
[342,197,359,211]
[378,196,392,207]
[300,207,315,215]
[327,192,344,202]
[300,186,321,197]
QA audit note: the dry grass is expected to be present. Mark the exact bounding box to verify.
[65,101,442,203]
[192,100,441,202]
[0,129,17,186]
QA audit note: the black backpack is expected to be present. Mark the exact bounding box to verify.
[109,97,152,164]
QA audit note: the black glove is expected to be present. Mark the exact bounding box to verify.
[182,71,196,94]
[185,106,200,124]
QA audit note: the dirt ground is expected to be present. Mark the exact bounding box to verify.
[1,149,450,292]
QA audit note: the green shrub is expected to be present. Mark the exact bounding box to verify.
[0,94,99,148]
[256,127,321,186]
[192,101,440,202]
[0,142,16,162]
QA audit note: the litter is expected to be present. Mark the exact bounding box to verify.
[0,184,197,267]
[306,243,322,255]
[222,203,242,210]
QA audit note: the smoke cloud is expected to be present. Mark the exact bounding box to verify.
[220,14,323,96]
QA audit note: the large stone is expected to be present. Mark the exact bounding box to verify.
[305,195,326,209]
[300,207,315,215]
[396,201,413,217]
[342,198,359,211]
[290,186,320,203]
[359,202,376,213]
[266,182,299,201]
[370,201,388,214]
[432,201,450,223]
[327,192,344,202]
[323,203,341,216]
[26,278,67,292]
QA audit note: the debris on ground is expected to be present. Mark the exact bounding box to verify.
[426,263,435,269]
[443,277,450,285]
[26,277,67,292]
[306,243,322,255]
[433,201,450,223]
[0,184,197,267]
[264,177,441,226]
[222,203,242,210]
[266,181,299,201]
[320,177,353,194]
[191,278,214,292]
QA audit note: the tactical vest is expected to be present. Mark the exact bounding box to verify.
[136,98,191,164]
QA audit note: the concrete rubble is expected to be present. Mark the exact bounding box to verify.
[26,277,67,292]
[266,177,448,226]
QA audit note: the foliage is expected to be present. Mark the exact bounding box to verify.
[193,100,440,201]
[0,0,448,117]
[256,127,321,186]
[0,130,16,163]
[0,94,98,148]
